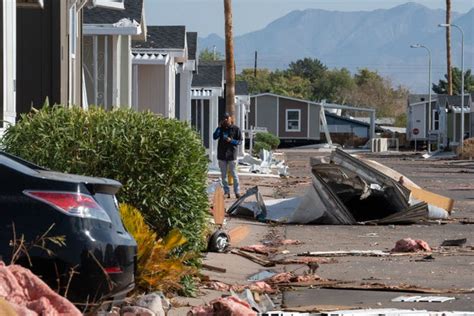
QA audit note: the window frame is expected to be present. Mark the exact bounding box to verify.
[285,109,301,132]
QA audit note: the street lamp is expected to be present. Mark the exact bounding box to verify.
[410,43,432,153]
[439,23,465,150]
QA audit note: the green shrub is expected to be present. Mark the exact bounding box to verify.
[1,106,209,252]
[255,132,280,149]
[253,141,272,156]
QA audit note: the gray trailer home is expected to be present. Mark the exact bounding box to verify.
[407,94,472,149]
[249,93,321,145]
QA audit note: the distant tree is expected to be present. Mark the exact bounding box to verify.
[286,58,327,83]
[344,68,409,118]
[269,71,312,99]
[313,68,354,103]
[236,68,311,99]
[199,47,223,62]
[432,68,474,95]
[394,113,407,128]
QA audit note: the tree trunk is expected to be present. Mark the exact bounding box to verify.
[224,0,235,119]
[446,0,453,95]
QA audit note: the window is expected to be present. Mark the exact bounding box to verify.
[286,109,301,132]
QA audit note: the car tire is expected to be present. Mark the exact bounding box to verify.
[208,230,230,253]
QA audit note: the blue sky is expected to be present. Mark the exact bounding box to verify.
[145,0,473,37]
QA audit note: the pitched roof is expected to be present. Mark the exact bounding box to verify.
[186,32,197,60]
[133,26,186,50]
[235,81,249,95]
[192,64,224,88]
[407,94,430,104]
[84,0,144,25]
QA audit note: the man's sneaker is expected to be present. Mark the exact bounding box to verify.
[226,193,231,198]
[235,193,241,199]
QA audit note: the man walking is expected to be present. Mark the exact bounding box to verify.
[213,113,242,198]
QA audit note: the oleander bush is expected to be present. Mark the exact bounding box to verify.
[1,106,209,252]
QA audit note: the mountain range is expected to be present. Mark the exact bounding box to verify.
[199,2,473,93]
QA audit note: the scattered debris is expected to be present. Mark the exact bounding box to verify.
[268,272,324,285]
[202,264,227,273]
[247,270,277,282]
[238,150,289,177]
[188,296,257,316]
[202,280,277,294]
[230,249,275,267]
[441,238,467,247]
[392,238,432,252]
[320,282,474,294]
[228,149,442,225]
[239,244,278,255]
[134,292,168,316]
[392,295,456,303]
[231,289,276,313]
[298,250,391,257]
[272,257,338,265]
[414,254,435,262]
[0,262,81,316]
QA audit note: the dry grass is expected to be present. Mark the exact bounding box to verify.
[458,138,474,159]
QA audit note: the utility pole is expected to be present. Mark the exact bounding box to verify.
[213,45,217,61]
[224,0,236,119]
[254,51,258,78]
[446,0,453,95]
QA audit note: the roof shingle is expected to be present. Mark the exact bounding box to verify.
[186,32,197,60]
[84,0,143,25]
[192,65,224,88]
[133,26,186,50]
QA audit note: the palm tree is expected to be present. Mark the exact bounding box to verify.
[446,0,453,95]
[224,0,235,119]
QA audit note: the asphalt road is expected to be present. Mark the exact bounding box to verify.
[190,149,474,314]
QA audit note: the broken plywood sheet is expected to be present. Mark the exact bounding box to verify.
[212,185,225,225]
[361,158,420,189]
[406,185,454,214]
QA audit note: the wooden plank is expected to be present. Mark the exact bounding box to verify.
[230,249,275,267]
[228,225,250,245]
[212,185,225,225]
[406,185,454,213]
[320,283,474,294]
[202,264,226,273]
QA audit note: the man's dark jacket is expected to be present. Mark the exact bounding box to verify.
[213,125,242,161]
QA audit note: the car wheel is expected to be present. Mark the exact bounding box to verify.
[208,230,230,253]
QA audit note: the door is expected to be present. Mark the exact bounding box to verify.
[191,99,210,148]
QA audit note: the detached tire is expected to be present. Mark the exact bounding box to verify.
[208,230,230,253]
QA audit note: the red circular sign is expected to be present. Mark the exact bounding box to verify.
[413,128,419,135]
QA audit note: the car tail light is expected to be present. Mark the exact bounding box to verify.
[104,267,123,274]
[24,191,112,223]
